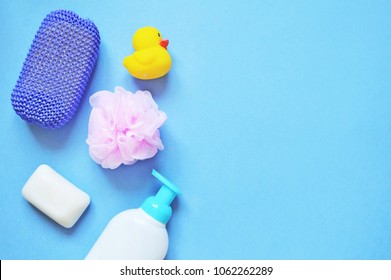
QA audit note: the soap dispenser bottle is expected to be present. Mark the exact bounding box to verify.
[85,169,181,260]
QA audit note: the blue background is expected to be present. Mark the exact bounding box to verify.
[1,0,391,260]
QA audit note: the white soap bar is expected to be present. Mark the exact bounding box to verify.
[22,164,90,228]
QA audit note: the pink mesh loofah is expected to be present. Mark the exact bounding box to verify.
[86,86,167,169]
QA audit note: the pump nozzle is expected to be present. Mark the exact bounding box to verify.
[141,169,181,224]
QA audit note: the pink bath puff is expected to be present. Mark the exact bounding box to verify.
[86,86,167,169]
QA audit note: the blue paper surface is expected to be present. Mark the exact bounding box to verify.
[1,0,391,259]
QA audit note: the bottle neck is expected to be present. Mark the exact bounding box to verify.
[140,195,172,224]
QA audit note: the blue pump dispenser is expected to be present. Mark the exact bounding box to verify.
[141,169,181,224]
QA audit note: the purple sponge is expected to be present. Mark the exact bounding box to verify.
[11,10,100,129]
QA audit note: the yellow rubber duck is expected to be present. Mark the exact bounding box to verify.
[123,27,172,80]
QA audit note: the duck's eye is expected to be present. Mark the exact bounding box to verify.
[158,33,161,37]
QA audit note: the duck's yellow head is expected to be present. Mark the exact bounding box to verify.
[132,26,169,51]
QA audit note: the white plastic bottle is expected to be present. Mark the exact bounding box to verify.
[85,169,181,260]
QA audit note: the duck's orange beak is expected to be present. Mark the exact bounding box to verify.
[159,39,169,49]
